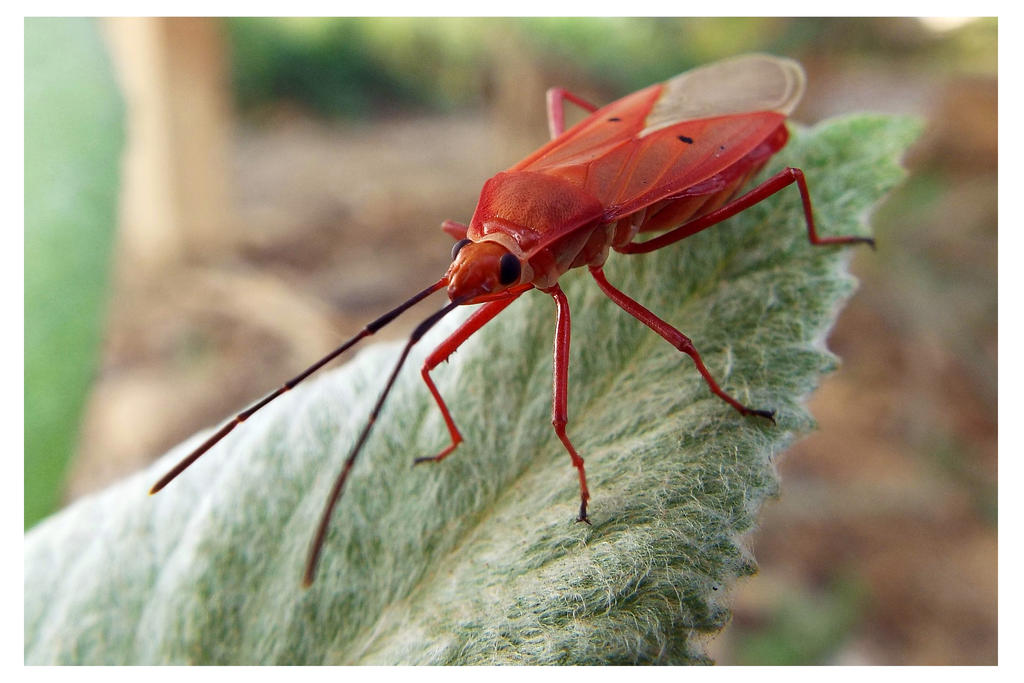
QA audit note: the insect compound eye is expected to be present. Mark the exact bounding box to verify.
[450,238,472,261]
[498,252,521,285]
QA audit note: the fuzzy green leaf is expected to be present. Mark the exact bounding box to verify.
[24,115,920,664]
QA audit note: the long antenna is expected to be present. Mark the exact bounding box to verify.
[303,296,467,587]
[149,279,447,496]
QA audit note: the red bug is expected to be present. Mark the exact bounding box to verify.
[150,54,873,586]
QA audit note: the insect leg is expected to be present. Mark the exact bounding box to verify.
[589,266,775,422]
[441,219,469,241]
[545,284,592,523]
[546,87,598,139]
[616,167,875,255]
[413,294,523,465]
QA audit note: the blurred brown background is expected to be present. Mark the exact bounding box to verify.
[47,18,998,664]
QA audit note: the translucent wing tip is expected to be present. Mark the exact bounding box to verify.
[642,53,806,137]
[716,53,806,115]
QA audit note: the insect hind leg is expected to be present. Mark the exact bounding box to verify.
[589,266,775,423]
[615,167,875,255]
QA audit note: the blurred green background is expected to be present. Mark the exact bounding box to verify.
[25,18,123,530]
[24,17,996,664]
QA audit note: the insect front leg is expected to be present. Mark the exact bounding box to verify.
[545,87,598,139]
[615,167,875,255]
[413,295,521,465]
[589,266,775,423]
[441,219,469,241]
[544,284,592,524]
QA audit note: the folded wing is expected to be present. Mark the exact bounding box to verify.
[513,54,805,223]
